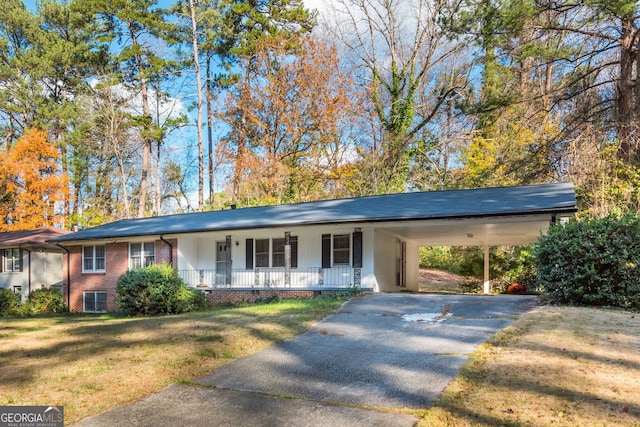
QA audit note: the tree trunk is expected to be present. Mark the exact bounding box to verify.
[189,0,205,211]
[206,51,214,206]
[617,17,638,163]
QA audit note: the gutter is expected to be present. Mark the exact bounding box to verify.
[55,243,71,308]
[159,235,174,265]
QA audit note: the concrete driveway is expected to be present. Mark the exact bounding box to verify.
[74,293,537,426]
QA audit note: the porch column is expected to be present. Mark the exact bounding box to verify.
[225,235,232,286]
[284,232,291,287]
[483,245,490,294]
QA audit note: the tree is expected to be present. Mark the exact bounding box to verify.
[325,0,470,194]
[457,106,560,187]
[0,128,69,230]
[453,0,639,214]
[80,0,180,218]
[173,0,206,210]
[217,35,359,205]
[534,0,640,164]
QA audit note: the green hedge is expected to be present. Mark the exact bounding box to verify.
[535,214,640,309]
[116,263,207,316]
[0,289,20,316]
[25,288,67,314]
[1,288,67,316]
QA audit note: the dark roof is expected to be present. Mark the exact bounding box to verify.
[50,182,577,243]
[0,228,71,251]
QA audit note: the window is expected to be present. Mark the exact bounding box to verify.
[130,242,155,269]
[83,245,106,272]
[247,237,298,269]
[255,239,270,268]
[13,286,21,296]
[84,291,107,312]
[3,248,21,272]
[272,237,298,268]
[333,234,350,265]
[272,238,285,267]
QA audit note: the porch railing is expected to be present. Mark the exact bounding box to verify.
[178,267,355,289]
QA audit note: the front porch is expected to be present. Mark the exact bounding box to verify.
[178,266,364,290]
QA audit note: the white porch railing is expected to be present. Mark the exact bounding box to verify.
[178,267,356,289]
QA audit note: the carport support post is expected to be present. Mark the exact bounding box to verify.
[483,245,490,294]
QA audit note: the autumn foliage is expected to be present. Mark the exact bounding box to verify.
[0,129,70,230]
[218,35,360,206]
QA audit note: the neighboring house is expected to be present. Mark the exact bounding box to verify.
[0,228,70,302]
[49,182,577,313]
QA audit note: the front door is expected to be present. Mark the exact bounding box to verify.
[215,241,227,285]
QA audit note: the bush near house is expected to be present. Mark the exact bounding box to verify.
[0,288,20,316]
[24,288,67,314]
[116,263,207,316]
[535,214,640,310]
[1,288,67,316]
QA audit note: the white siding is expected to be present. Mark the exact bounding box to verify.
[373,229,398,292]
[0,251,64,302]
[175,225,374,289]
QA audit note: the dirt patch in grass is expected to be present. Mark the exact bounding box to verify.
[0,297,345,424]
[419,268,480,293]
[421,305,640,426]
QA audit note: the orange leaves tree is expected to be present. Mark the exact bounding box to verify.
[0,128,70,230]
[218,34,361,206]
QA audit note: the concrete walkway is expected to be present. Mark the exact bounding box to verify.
[74,294,537,426]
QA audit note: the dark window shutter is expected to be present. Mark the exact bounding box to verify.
[246,239,254,270]
[353,231,363,268]
[322,234,331,268]
[291,236,298,268]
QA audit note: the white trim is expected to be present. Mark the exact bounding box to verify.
[83,291,107,313]
[129,241,155,269]
[82,245,106,273]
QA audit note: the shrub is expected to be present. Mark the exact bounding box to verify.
[116,263,207,316]
[420,245,536,288]
[534,214,640,309]
[24,288,67,314]
[0,289,20,316]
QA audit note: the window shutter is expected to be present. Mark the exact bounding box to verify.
[246,239,253,269]
[291,236,298,268]
[322,234,331,269]
[353,231,363,268]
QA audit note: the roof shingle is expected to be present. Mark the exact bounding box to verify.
[50,182,577,243]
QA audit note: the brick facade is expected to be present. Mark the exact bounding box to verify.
[63,238,177,312]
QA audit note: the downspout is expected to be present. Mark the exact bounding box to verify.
[159,235,174,266]
[55,243,71,308]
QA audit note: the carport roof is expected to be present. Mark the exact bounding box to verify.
[49,182,576,243]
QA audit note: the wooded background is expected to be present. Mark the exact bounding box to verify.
[1,0,638,230]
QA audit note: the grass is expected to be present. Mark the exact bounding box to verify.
[0,296,346,424]
[420,305,640,426]
[2,294,639,426]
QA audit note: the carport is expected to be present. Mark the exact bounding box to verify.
[373,184,576,293]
